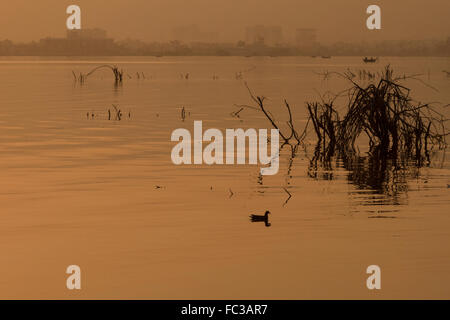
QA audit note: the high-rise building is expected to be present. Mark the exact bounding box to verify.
[295,28,317,47]
[67,28,108,40]
[171,25,218,43]
[38,27,116,55]
[245,25,283,46]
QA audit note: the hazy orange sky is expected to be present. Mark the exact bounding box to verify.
[1,0,449,43]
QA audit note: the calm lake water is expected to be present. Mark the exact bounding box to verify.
[0,56,449,299]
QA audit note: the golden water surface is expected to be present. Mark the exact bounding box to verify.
[0,56,449,299]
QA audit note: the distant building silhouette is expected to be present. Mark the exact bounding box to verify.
[67,28,107,40]
[245,25,283,46]
[39,28,116,55]
[171,25,218,43]
[295,28,317,48]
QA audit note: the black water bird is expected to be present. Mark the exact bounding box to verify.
[249,211,271,227]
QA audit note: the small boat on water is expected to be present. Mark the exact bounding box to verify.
[363,57,378,63]
[321,55,331,59]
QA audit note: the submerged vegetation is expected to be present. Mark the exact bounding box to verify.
[239,65,449,204]
[72,64,124,84]
[242,66,448,160]
[307,66,447,160]
[86,104,131,121]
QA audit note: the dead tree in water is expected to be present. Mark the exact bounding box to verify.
[239,66,447,163]
[307,101,339,158]
[72,64,124,84]
[236,82,304,145]
[307,66,448,158]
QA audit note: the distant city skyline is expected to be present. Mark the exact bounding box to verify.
[1,0,449,44]
[1,26,448,57]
